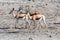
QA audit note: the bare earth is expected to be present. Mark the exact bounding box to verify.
[0,0,60,40]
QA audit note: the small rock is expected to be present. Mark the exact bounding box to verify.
[49,35,52,38]
[29,37,33,40]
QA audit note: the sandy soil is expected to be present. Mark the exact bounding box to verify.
[0,0,60,40]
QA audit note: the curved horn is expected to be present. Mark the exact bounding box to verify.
[9,8,14,14]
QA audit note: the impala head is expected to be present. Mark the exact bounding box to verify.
[35,11,40,15]
[29,10,35,14]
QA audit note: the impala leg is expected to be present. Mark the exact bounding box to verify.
[25,18,30,29]
[42,15,48,32]
[42,15,47,27]
[23,16,25,20]
[39,17,42,24]
[33,15,36,24]
[32,16,37,30]
[22,16,27,29]
[14,18,19,29]
[25,15,30,29]
[39,17,43,29]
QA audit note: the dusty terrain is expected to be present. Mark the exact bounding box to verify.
[0,0,60,40]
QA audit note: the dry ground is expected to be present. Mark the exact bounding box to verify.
[0,0,60,40]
